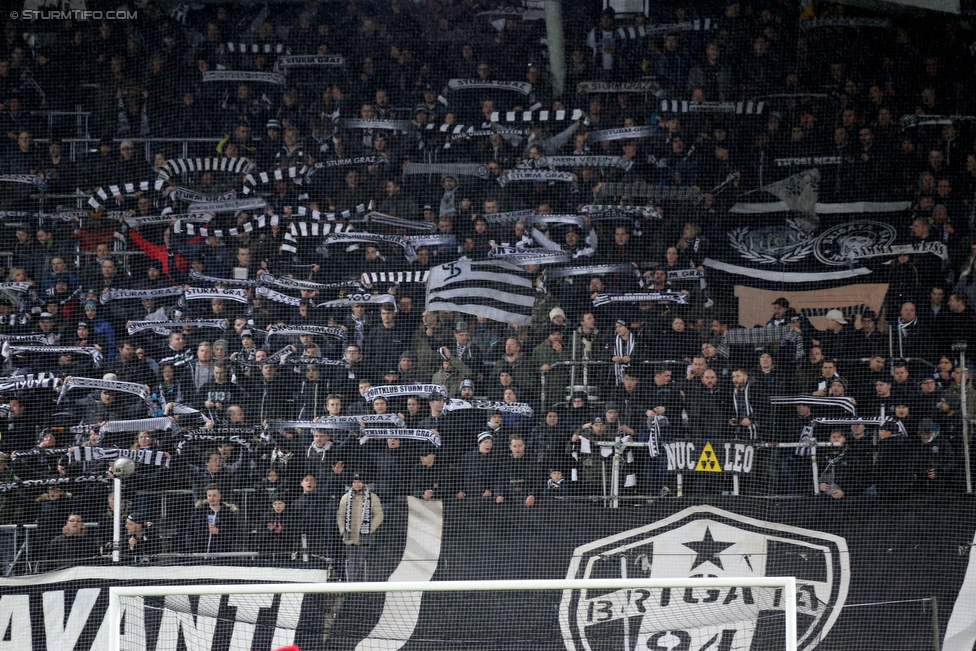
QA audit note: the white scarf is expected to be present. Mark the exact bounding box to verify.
[897,317,916,339]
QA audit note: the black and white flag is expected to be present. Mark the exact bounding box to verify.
[763,168,820,219]
[426,259,536,326]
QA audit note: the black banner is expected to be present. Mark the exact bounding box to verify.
[0,498,974,650]
[0,566,329,650]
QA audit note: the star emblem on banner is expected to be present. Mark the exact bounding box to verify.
[683,527,735,571]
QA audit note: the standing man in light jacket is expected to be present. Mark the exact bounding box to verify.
[336,472,383,582]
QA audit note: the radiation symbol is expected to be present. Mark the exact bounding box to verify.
[695,442,723,472]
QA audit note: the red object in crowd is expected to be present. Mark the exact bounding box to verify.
[271,646,300,651]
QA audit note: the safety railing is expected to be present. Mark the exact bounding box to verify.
[29,110,92,140]
[0,484,336,576]
[585,439,845,507]
[539,358,688,406]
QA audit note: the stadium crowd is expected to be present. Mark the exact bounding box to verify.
[0,0,972,572]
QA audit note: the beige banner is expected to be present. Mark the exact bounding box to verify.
[735,284,889,330]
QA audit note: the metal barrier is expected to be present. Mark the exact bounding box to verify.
[540,358,688,406]
[0,484,328,575]
[0,522,100,576]
[55,137,227,163]
[589,439,843,507]
[29,110,92,140]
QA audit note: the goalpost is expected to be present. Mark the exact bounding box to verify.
[108,577,798,651]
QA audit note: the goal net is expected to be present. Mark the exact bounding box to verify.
[108,578,798,651]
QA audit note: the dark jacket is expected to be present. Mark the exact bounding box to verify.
[256,505,300,556]
[46,525,100,564]
[913,433,957,493]
[184,501,241,553]
[494,454,541,502]
[457,447,497,495]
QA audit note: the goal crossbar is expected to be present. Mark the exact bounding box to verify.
[108,577,798,651]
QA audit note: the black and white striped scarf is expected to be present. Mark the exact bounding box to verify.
[613,334,635,385]
[593,292,689,307]
[101,286,185,303]
[175,430,259,456]
[127,320,227,335]
[442,399,534,415]
[367,212,435,232]
[344,486,372,536]
[58,377,151,403]
[188,270,260,287]
[255,286,300,306]
[67,446,171,467]
[0,473,110,494]
[260,275,333,291]
[363,384,445,401]
[4,344,102,367]
[646,414,667,457]
[732,384,757,439]
[770,395,857,415]
[358,428,441,446]
[721,326,805,361]
[266,324,346,339]
[235,346,294,368]
[180,288,249,304]
[99,418,176,435]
